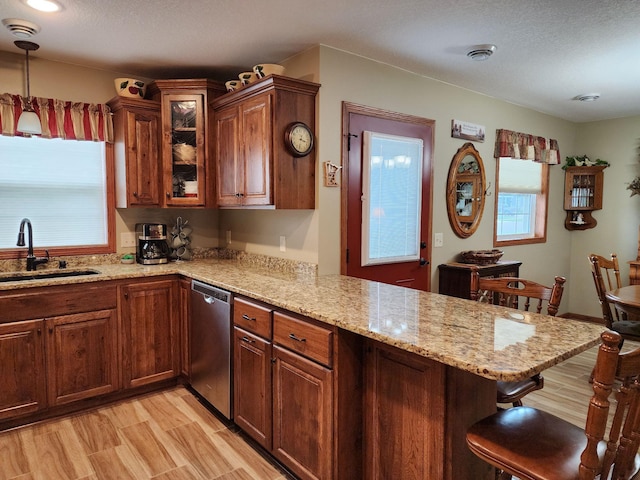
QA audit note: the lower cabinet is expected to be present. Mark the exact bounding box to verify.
[364,340,446,480]
[120,278,180,389]
[0,319,46,420]
[46,309,119,406]
[233,296,335,480]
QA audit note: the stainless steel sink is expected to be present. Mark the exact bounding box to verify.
[0,269,101,283]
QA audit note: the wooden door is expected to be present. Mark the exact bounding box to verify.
[121,279,179,388]
[0,319,46,420]
[178,277,191,379]
[215,104,242,206]
[46,309,119,406]
[241,93,272,206]
[125,108,161,206]
[233,327,272,449]
[342,103,434,291]
[272,345,333,480]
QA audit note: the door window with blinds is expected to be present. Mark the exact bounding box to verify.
[0,135,110,252]
[495,157,549,245]
[361,131,423,266]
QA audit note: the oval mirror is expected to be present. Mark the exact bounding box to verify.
[446,142,486,238]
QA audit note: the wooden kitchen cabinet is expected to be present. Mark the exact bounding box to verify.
[0,282,118,422]
[563,165,606,230]
[46,309,119,406]
[363,340,446,480]
[0,319,46,420]
[233,326,273,449]
[438,260,522,299]
[120,278,180,389]
[273,345,333,480]
[213,75,320,209]
[149,79,225,207]
[107,96,161,207]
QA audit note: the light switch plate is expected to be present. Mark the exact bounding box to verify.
[121,232,136,248]
[280,236,286,252]
[434,232,444,248]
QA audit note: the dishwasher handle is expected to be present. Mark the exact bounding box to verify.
[204,295,215,304]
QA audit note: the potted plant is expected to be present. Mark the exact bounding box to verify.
[561,155,610,170]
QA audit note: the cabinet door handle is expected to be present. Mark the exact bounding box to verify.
[289,333,306,343]
[242,314,256,321]
[133,191,138,197]
[124,292,129,300]
[241,336,254,344]
[166,192,171,198]
[49,327,53,334]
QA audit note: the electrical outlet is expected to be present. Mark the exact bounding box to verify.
[280,236,286,252]
[121,232,136,248]
[226,230,232,245]
[434,232,444,248]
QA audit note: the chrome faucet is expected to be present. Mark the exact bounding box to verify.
[17,218,49,271]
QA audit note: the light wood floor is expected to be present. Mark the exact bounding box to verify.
[1,341,634,480]
[0,387,289,480]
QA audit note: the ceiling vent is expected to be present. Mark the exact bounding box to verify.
[467,44,497,61]
[2,18,41,39]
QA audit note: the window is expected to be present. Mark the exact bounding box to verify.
[0,135,115,258]
[494,157,548,246]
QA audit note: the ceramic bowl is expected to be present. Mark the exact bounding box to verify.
[238,71,259,86]
[172,143,196,165]
[253,63,286,78]
[114,78,147,98]
[225,80,241,92]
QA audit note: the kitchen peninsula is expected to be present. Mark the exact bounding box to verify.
[0,258,605,479]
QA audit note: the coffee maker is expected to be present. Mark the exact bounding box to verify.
[136,223,169,265]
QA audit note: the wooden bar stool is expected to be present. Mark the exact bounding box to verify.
[470,271,566,407]
[466,329,640,480]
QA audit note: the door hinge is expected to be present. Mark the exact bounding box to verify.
[346,133,358,151]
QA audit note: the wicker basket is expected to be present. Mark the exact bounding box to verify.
[459,249,504,265]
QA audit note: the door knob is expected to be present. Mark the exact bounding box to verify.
[419,258,429,266]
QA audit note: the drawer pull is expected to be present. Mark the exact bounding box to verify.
[241,336,254,344]
[242,314,256,321]
[289,333,306,343]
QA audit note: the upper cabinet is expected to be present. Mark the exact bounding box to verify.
[563,165,605,230]
[213,75,320,209]
[108,96,162,207]
[149,79,226,207]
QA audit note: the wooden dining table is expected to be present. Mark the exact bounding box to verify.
[605,285,640,318]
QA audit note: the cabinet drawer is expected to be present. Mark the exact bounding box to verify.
[273,311,333,367]
[0,283,117,323]
[234,297,272,339]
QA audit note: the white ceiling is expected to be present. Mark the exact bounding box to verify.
[1,0,639,123]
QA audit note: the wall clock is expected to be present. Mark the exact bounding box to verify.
[285,122,314,157]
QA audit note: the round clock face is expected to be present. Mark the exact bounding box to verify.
[286,122,314,157]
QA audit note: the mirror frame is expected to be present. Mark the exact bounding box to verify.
[446,142,486,238]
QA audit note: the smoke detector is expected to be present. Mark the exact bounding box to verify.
[467,44,497,61]
[2,18,41,39]
[575,93,601,102]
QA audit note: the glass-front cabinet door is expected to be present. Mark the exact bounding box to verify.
[161,94,206,206]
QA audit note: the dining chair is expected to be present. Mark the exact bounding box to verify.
[470,272,566,407]
[589,253,640,339]
[466,329,640,480]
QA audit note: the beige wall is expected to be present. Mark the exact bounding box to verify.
[3,46,639,317]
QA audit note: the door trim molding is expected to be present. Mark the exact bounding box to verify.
[340,102,435,279]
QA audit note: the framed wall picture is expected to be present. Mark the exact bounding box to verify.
[451,119,485,142]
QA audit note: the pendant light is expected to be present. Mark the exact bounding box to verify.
[15,40,42,135]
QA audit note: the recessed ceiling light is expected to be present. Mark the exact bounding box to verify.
[25,0,61,12]
[467,44,497,61]
[575,93,601,102]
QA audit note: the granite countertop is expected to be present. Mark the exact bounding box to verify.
[0,259,606,382]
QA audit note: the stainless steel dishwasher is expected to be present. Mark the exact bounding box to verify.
[190,280,233,419]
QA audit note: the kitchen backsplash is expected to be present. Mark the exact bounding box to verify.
[0,248,318,277]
